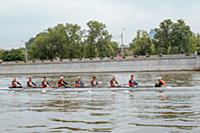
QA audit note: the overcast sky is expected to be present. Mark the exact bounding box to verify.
[0,0,200,49]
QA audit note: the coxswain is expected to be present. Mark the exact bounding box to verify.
[11,77,22,88]
[58,76,69,87]
[155,77,166,87]
[41,76,50,88]
[129,74,138,87]
[27,77,37,88]
[110,76,118,87]
[75,76,84,87]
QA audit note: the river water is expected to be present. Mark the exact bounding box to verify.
[0,71,200,133]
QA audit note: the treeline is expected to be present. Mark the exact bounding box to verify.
[130,19,200,55]
[0,48,25,62]
[26,21,118,60]
[1,19,200,62]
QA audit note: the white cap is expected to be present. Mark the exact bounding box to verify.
[60,76,64,79]
[77,76,81,79]
[157,77,162,80]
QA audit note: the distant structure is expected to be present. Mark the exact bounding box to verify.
[118,28,131,56]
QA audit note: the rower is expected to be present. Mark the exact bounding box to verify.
[91,76,98,87]
[41,76,50,88]
[110,76,118,87]
[90,76,103,87]
[58,76,69,88]
[11,77,22,88]
[129,74,138,87]
[27,77,37,88]
[155,77,166,87]
[75,76,84,87]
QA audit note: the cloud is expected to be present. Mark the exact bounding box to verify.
[0,0,200,49]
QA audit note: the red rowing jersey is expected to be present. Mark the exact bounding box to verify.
[159,80,166,86]
[42,81,50,88]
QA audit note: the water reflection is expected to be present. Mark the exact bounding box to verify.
[18,94,113,113]
[50,126,113,132]
[129,122,199,130]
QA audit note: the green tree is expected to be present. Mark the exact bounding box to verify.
[196,34,200,52]
[28,32,49,60]
[0,49,4,59]
[169,19,193,53]
[47,24,67,59]
[27,23,83,60]
[2,48,25,61]
[84,44,96,58]
[26,21,117,60]
[188,33,198,53]
[107,41,118,57]
[154,19,173,54]
[86,20,115,58]
[154,19,194,54]
[64,23,83,59]
[130,30,153,55]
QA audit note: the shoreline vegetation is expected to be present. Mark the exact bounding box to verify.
[0,19,200,63]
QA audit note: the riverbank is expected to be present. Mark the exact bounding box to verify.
[0,54,199,75]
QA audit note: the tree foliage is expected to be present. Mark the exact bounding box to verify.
[130,19,197,55]
[0,49,4,59]
[195,34,200,53]
[27,23,83,60]
[169,19,192,53]
[86,21,117,57]
[130,30,153,55]
[154,19,173,54]
[1,19,200,62]
[26,21,118,60]
[2,48,25,61]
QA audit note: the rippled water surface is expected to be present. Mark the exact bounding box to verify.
[0,71,200,133]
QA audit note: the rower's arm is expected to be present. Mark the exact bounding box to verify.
[116,81,118,85]
[17,82,22,86]
[134,81,139,85]
[47,82,51,86]
[63,81,69,85]
[32,82,37,86]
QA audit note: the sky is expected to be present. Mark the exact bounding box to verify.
[0,0,200,49]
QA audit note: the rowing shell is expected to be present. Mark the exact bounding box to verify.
[1,86,199,93]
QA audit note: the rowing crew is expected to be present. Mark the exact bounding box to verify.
[10,75,166,88]
[110,75,166,87]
